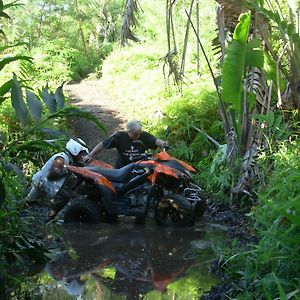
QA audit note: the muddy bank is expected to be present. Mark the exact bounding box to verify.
[201,200,256,300]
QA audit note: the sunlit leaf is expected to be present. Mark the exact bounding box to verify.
[263,52,285,91]
[0,42,26,52]
[0,11,10,18]
[0,79,12,104]
[0,55,32,71]
[3,1,23,10]
[221,12,251,109]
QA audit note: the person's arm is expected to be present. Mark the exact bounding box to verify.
[155,138,168,148]
[83,141,104,162]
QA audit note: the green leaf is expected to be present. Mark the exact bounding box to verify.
[263,52,285,91]
[38,128,67,138]
[266,111,274,127]
[49,106,107,133]
[41,86,57,113]
[0,42,27,52]
[221,12,251,109]
[233,12,251,43]
[245,49,264,68]
[11,73,28,126]
[273,273,288,300]
[54,85,65,109]
[0,55,32,71]
[285,214,300,225]
[26,90,42,122]
[221,40,245,108]
[0,79,12,103]
[247,92,256,111]
[3,1,23,10]
[0,11,10,19]
[15,139,60,153]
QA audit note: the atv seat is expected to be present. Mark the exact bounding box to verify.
[84,163,136,183]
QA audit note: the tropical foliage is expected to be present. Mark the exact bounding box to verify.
[0,1,106,297]
[1,0,300,298]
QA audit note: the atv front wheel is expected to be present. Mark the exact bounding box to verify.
[155,193,194,227]
[64,198,102,224]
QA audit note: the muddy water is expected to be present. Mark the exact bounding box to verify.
[32,220,228,299]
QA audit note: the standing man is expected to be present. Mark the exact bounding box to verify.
[83,120,168,168]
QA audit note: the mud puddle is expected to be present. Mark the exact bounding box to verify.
[28,219,228,299]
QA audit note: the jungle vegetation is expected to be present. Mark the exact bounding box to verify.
[0,0,300,299]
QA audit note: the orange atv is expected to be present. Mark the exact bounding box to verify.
[63,150,206,227]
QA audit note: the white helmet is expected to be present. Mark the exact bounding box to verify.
[66,138,89,156]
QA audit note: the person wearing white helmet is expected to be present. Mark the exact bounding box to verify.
[26,138,89,220]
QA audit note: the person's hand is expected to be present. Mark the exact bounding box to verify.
[163,142,169,150]
[83,154,92,163]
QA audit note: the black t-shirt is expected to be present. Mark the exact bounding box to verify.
[103,131,157,168]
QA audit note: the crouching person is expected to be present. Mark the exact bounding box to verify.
[27,138,89,220]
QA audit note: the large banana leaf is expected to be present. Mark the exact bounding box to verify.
[11,73,28,126]
[221,12,265,111]
[54,85,65,109]
[26,89,42,122]
[245,38,264,68]
[41,85,57,114]
[221,12,251,109]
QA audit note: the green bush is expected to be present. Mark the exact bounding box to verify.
[161,89,223,163]
[29,42,114,85]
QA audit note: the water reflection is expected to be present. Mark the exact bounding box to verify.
[42,222,222,299]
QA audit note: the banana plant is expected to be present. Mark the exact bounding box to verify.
[246,0,300,108]
[221,11,264,158]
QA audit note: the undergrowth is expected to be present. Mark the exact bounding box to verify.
[225,141,300,299]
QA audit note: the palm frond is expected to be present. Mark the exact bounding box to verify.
[120,0,141,46]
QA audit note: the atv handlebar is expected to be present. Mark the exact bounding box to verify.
[130,153,153,162]
[130,147,170,162]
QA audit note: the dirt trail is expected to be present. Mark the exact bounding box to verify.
[64,79,127,166]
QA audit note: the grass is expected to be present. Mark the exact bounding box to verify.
[225,141,300,299]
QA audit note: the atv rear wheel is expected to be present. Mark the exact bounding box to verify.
[155,193,194,227]
[64,198,102,224]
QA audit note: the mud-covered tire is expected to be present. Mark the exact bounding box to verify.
[64,198,102,224]
[155,193,195,227]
